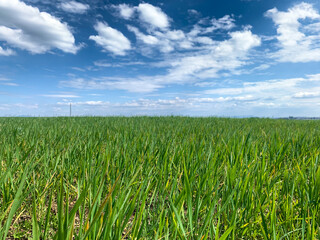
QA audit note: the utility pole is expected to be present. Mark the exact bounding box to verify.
[70,103,72,117]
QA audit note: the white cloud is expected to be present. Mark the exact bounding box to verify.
[201,15,236,33]
[165,30,185,40]
[266,2,320,62]
[63,29,261,93]
[53,96,249,117]
[71,67,86,72]
[0,46,15,56]
[60,1,89,14]
[205,78,300,96]
[0,103,38,110]
[90,22,131,55]
[188,15,235,38]
[65,4,257,94]
[127,17,236,54]
[136,3,170,29]
[41,94,79,98]
[188,9,201,17]
[58,100,106,106]
[203,73,320,110]
[128,25,192,53]
[0,82,18,86]
[211,15,235,30]
[252,64,271,71]
[114,4,135,20]
[293,91,320,98]
[127,26,159,45]
[113,3,238,57]
[304,22,320,33]
[307,73,320,81]
[160,30,261,82]
[93,62,112,68]
[60,77,161,93]
[0,77,18,86]
[125,13,241,58]
[114,3,170,30]
[0,0,79,54]
[55,96,256,115]
[113,3,235,55]
[93,60,145,68]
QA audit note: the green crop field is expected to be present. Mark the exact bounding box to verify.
[0,117,319,239]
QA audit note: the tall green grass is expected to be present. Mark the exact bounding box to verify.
[0,117,319,239]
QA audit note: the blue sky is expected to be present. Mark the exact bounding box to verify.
[1,0,320,117]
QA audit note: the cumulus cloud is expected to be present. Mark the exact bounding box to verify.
[187,15,235,39]
[114,3,170,30]
[136,3,170,29]
[60,1,89,14]
[266,2,320,62]
[160,30,261,83]
[0,0,79,54]
[124,12,238,56]
[128,25,193,53]
[64,27,261,93]
[112,3,241,58]
[60,30,260,94]
[89,22,131,55]
[114,4,135,20]
[199,15,235,33]
[57,2,264,94]
[127,17,238,55]
[127,26,159,45]
[0,46,15,56]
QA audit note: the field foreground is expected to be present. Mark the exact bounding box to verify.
[0,117,319,239]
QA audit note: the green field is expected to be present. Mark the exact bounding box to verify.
[0,117,319,239]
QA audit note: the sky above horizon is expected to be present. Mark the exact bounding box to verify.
[1,0,320,117]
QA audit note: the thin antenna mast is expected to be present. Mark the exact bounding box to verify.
[70,103,72,117]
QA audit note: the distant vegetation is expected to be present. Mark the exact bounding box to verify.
[0,117,319,239]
